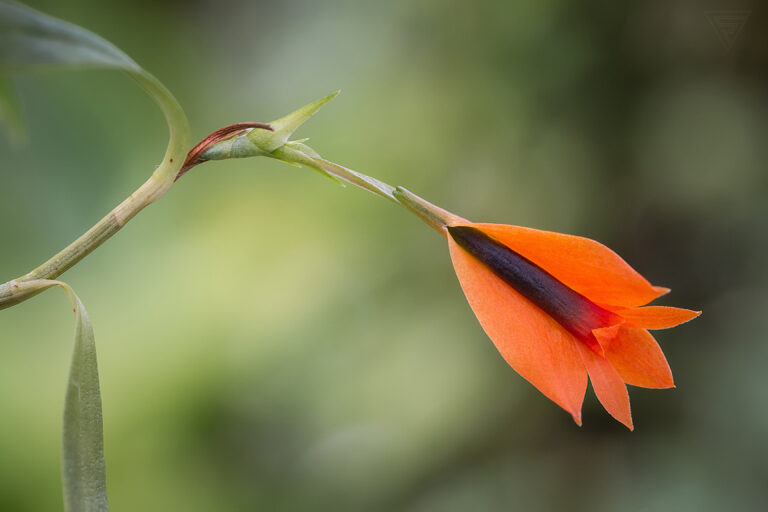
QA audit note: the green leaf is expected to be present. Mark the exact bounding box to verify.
[0,0,189,180]
[0,1,139,72]
[10,279,108,512]
[60,287,107,512]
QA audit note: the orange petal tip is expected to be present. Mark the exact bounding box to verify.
[614,306,701,330]
[603,326,674,389]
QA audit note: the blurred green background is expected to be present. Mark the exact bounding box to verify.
[2,0,767,510]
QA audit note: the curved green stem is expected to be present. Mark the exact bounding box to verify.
[0,71,188,310]
[128,71,189,181]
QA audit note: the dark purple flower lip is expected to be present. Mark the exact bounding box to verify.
[447,225,619,354]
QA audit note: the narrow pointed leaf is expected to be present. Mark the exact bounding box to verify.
[10,280,108,511]
[61,288,107,512]
[0,0,188,178]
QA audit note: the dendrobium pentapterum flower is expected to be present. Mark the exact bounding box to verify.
[181,93,699,430]
[394,187,700,430]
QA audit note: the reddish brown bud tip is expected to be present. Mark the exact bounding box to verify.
[176,122,274,181]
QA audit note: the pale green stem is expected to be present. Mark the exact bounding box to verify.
[273,144,467,234]
[272,144,399,203]
[21,173,170,283]
[392,186,468,234]
[0,175,170,310]
[0,70,188,310]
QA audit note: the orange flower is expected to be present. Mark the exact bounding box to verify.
[393,188,700,430]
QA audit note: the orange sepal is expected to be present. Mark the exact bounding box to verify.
[463,223,665,308]
[448,236,587,424]
[596,326,674,389]
[609,306,701,330]
[576,342,633,430]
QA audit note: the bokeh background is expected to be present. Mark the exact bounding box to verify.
[2,0,767,510]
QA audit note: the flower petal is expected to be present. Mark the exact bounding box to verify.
[465,223,665,308]
[610,306,701,329]
[448,237,587,423]
[595,326,674,389]
[576,342,634,429]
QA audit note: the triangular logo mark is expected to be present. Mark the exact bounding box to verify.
[706,11,750,51]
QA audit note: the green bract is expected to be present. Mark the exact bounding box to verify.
[247,90,339,152]
[197,91,401,201]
